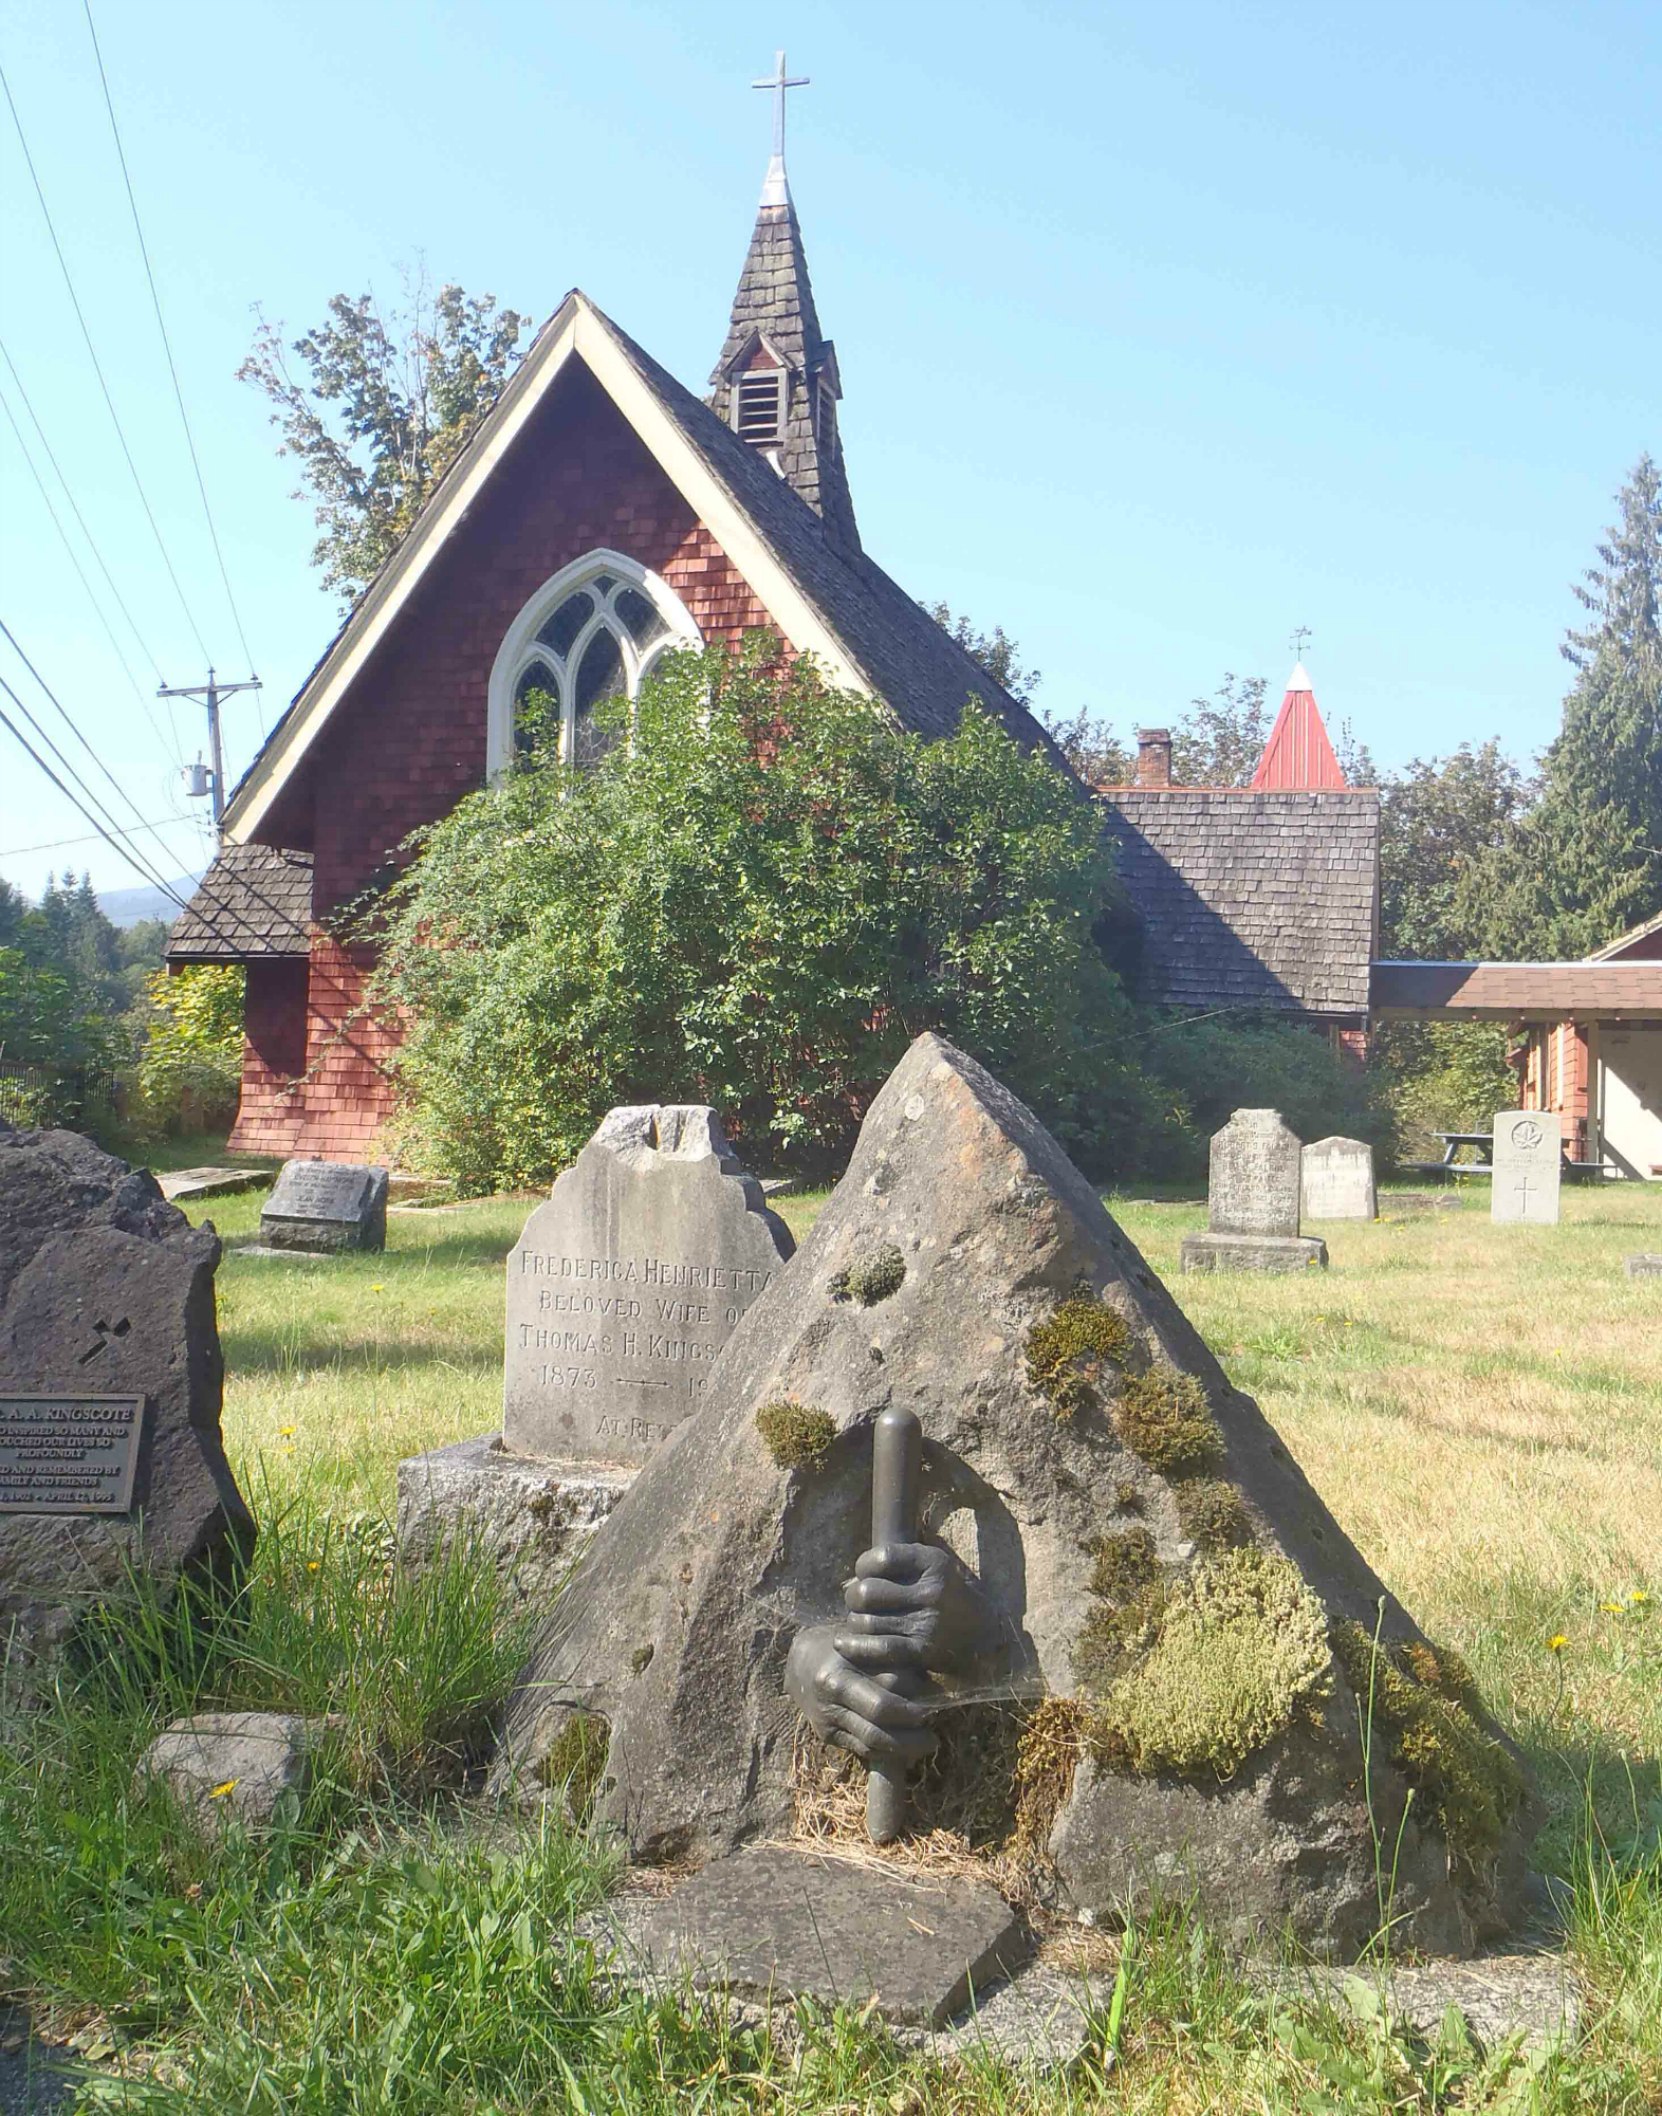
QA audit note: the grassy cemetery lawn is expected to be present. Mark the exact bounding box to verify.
[3,1177,1657,2110]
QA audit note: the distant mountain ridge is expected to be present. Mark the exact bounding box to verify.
[97,877,202,929]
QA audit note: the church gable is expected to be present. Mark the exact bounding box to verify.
[269,356,773,911]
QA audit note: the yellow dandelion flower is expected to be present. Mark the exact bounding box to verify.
[209,1779,239,1799]
[307,1560,320,1572]
[278,1426,296,1437]
[1546,1634,1569,1653]
[1601,1601,1623,1614]
[1631,1589,1651,1606]
[371,1283,385,1292]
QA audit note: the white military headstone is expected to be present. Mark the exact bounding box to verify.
[1490,1111,1561,1225]
[504,1105,793,1468]
[1301,1136,1377,1222]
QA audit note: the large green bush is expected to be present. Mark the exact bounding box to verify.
[374,644,1163,1189]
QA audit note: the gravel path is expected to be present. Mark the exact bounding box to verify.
[0,2014,76,2114]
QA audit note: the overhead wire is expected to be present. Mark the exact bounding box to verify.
[80,0,260,693]
[0,368,187,774]
[1,815,186,860]
[0,53,212,668]
[1,621,313,955]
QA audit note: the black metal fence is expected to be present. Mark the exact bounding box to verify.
[0,1061,123,1131]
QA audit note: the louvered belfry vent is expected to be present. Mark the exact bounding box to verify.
[735,369,786,444]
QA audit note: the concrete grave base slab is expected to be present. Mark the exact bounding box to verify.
[396,1435,632,1607]
[1180,1231,1328,1274]
[156,1166,273,1202]
[625,1845,1026,2026]
[1266,1951,1580,2056]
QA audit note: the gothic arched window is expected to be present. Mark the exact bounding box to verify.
[486,550,703,775]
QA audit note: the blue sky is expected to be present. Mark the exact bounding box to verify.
[1,0,1656,900]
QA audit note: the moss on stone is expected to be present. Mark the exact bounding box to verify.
[1086,1526,1160,1604]
[1010,1697,1086,1855]
[1025,1297,1132,1421]
[1115,1480,1144,1514]
[830,1245,907,1306]
[1085,1548,1330,1780]
[1113,1365,1224,1472]
[1173,1476,1252,1550]
[1335,1623,1524,1874]
[541,1711,608,1821]
[754,1400,837,1472]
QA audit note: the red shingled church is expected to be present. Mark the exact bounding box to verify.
[167,103,1661,1176]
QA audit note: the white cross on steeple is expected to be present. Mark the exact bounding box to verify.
[753,50,809,207]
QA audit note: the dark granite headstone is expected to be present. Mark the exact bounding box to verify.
[0,1123,253,1682]
[260,1160,388,1254]
[630,1845,1024,2025]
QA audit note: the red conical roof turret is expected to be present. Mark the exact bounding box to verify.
[1251,662,1347,790]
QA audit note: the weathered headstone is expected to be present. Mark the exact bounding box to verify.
[503,1104,792,1467]
[397,1105,791,1597]
[259,1160,388,1253]
[1301,1136,1377,1222]
[1490,1112,1561,1226]
[498,1036,1534,1962]
[1180,1109,1328,1273]
[1,1123,253,1688]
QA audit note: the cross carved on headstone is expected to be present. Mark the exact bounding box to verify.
[76,1315,132,1366]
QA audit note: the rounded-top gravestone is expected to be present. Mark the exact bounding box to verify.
[1301,1136,1377,1222]
[504,1104,793,1468]
[1490,1113,1561,1226]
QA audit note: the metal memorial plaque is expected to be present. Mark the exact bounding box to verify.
[0,1393,146,1514]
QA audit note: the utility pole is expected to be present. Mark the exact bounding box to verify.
[160,668,262,835]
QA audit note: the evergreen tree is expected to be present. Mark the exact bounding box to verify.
[1475,456,1661,954]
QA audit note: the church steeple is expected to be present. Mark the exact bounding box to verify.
[707,53,860,554]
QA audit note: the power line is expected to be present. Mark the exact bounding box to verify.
[0,53,211,667]
[1,622,313,956]
[0,368,186,772]
[0,814,187,859]
[80,0,258,682]
[0,674,193,915]
[0,337,170,696]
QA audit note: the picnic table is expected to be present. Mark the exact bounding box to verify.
[1400,1130,1605,1182]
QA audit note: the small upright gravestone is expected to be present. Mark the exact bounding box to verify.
[259,1160,388,1254]
[1301,1136,1377,1222]
[1,1123,253,1690]
[397,1105,792,1599]
[1180,1109,1328,1273]
[1490,1112,1561,1226]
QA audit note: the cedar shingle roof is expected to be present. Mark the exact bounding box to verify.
[708,193,858,552]
[1099,788,1379,1017]
[165,844,312,963]
[592,306,1063,757]
[1370,960,1662,1019]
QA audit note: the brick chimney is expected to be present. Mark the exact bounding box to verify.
[1135,727,1173,788]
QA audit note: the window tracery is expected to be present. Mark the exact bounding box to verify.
[487,551,702,774]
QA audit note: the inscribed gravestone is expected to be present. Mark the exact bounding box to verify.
[1301,1136,1377,1222]
[1491,1112,1561,1226]
[504,1105,793,1468]
[260,1160,389,1253]
[1180,1109,1327,1273]
[0,1123,253,1681]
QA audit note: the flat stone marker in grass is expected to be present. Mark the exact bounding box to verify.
[629,1845,1024,2026]
[1490,1112,1561,1226]
[259,1160,388,1253]
[1625,1253,1662,1278]
[1300,1136,1376,1222]
[1180,1108,1328,1273]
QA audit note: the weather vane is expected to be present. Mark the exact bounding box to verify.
[1289,625,1313,661]
[753,50,809,164]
